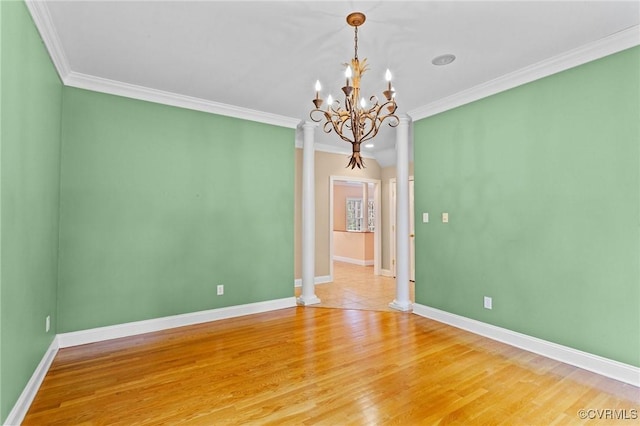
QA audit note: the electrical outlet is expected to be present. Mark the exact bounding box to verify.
[217,285,224,296]
[45,315,51,333]
[484,296,492,310]
[422,212,429,223]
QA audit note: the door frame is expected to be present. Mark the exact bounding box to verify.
[389,176,415,280]
[329,176,382,280]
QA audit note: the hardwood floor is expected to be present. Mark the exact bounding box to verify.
[295,261,415,312]
[24,300,638,424]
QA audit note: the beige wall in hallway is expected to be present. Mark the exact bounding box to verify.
[294,149,380,279]
[294,147,413,280]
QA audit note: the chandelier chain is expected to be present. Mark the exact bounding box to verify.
[354,26,358,60]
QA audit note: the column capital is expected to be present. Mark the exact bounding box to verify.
[396,113,413,126]
[301,120,319,130]
[298,120,317,150]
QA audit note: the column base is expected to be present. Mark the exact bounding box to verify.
[297,295,321,306]
[389,300,413,312]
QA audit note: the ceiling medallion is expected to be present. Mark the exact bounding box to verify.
[310,12,399,169]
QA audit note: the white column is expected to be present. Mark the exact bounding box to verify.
[390,115,412,311]
[298,121,321,305]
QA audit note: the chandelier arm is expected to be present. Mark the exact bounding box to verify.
[362,97,381,119]
[378,112,400,128]
[383,114,400,128]
[335,117,348,137]
[326,114,356,145]
[309,108,327,123]
[361,107,387,140]
[339,113,351,133]
[384,116,400,128]
[358,118,380,143]
[340,134,357,145]
[338,122,359,145]
[356,110,399,144]
[378,99,399,122]
[347,107,359,143]
[364,106,377,117]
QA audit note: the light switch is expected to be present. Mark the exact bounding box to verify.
[442,212,449,223]
[422,213,429,223]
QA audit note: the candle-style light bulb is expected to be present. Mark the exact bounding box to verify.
[360,97,367,109]
[327,94,333,110]
[385,69,392,91]
[315,80,321,98]
[345,66,353,86]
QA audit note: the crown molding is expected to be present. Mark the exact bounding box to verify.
[24,0,71,79]
[409,25,640,121]
[27,1,638,129]
[25,1,299,130]
[64,71,300,129]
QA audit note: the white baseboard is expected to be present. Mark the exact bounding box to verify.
[4,338,59,426]
[294,275,332,287]
[380,269,393,277]
[413,304,640,387]
[58,297,297,348]
[332,256,374,266]
[6,298,297,424]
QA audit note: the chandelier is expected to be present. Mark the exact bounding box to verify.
[310,12,399,169]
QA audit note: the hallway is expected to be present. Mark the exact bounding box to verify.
[295,261,415,311]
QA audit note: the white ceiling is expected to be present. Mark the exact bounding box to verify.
[35,1,639,166]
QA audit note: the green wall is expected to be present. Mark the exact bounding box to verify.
[57,88,294,332]
[1,0,636,420]
[414,47,640,367]
[0,3,294,419]
[0,1,63,421]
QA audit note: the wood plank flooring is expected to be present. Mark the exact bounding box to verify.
[24,306,638,424]
[294,262,414,312]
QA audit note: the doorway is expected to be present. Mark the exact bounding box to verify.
[389,177,415,281]
[329,176,381,281]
